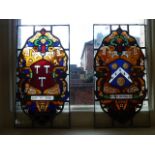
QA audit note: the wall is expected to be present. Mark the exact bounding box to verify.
[0,20,17,129]
[147,20,155,126]
[81,41,94,75]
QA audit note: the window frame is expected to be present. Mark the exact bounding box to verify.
[8,19,155,128]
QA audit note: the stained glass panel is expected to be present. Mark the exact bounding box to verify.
[94,25,148,124]
[16,26,70,127]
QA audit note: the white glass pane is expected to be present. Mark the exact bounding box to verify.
[142,48,146,57]
[120,25,127,30]
[144,74,148,89]
[18,26,33,49]
[97,19,145,24]
[65,50,70,75]
[129,25,145,47]
[35,26,51,32]
[95,101,103,112]
[94,25,110,49]
[52,26,69,49]
[112,25,119,30]
[141,100,149,111]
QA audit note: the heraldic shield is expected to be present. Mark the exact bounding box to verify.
[17,28,69,125]
[94,27,147,123]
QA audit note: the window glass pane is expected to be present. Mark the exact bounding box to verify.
[129,25,145,47]
[112,25,119,30]
[94,25,110,49]
[18,26,33,49]
[96,19,145,24]
[94,24,148,124]
[142,100,149,111]
[35,26,51,32]
[120,25,127,30]
[52,26,69,49]
[16,25,70,127]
